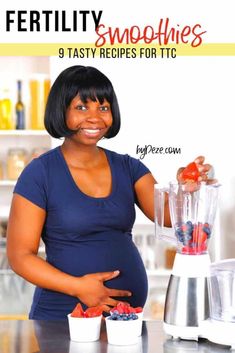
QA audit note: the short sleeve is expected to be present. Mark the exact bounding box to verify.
[13,158,47,210]
[127,155,151,184]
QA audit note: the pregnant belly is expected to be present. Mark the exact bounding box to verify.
[46,231,148,308]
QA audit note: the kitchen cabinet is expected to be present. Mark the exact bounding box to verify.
[0,56,52,319]
[0,130,53,220]
[0,56,51,217]
[0,130,61,319]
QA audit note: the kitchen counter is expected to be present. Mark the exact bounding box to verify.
[0,319,231,353]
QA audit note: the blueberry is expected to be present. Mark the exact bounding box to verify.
[203,226,211,236]
[175,222,183,228]
[186,221,193,230]
[178,235,184,243]
[109,312,139,321]
[176,229,183,237]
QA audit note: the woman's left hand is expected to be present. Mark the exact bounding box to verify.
[177,156,215,184]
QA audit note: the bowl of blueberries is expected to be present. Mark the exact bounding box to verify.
[105,303,143,345]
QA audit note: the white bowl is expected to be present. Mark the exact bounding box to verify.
[136,312,143,336]
[105,316,142,345]
[67,314,102,342]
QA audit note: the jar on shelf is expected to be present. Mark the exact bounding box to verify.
[30,147,48,161]
[0,88,14,129]
[0,161,3,179]
[133,234,145,265]
[30,74,50,130]
[146,234,157,270]
[149,290,166,320]
[7,148,27,180]
[165,247,176,269]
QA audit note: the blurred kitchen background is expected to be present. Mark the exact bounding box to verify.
[0,55,235,320]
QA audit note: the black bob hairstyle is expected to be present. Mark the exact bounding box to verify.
[44,65,121,139]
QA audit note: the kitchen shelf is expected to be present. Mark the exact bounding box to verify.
[0,130,49,136]
[0,206,10,220]
[0,269,14,275]
[146,269,171,277]
[0,180,16,187]
[0,267,172,280]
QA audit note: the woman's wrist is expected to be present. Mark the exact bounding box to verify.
[65,275,83,297]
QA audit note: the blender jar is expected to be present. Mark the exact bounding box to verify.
[209,259,235,322]
[168,182,220,255]
[155,182,220,255]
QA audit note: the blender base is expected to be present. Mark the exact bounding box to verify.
[163,322,200,341]
[201,319,235,349]
[163,253,210,341]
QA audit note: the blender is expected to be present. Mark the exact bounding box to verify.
[201,259,235,349]
[155,181,220,340]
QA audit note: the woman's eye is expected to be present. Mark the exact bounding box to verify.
[76,105,87,111]
[100,106,109,112]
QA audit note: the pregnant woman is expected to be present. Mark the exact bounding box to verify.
[6,65,210,319]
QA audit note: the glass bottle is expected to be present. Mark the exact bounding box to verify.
[15,80,25,129]
[0,88,13,129]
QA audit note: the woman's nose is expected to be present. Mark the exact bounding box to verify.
[86,109,101,121]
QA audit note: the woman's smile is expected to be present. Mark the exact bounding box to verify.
[79,127,104,138]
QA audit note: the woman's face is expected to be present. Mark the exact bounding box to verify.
[66,95,113,144]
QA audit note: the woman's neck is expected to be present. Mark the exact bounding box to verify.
[61,139,102,168]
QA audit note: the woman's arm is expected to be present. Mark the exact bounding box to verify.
[7,194,131,310]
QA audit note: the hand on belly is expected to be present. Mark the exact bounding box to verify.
[76,270,132,313]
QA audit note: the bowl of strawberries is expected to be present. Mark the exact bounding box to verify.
[67,303,102,342]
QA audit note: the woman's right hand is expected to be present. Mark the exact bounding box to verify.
[76,270,132,312]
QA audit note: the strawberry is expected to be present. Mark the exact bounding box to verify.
[181,162,200,182]
[192,224,207,244]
